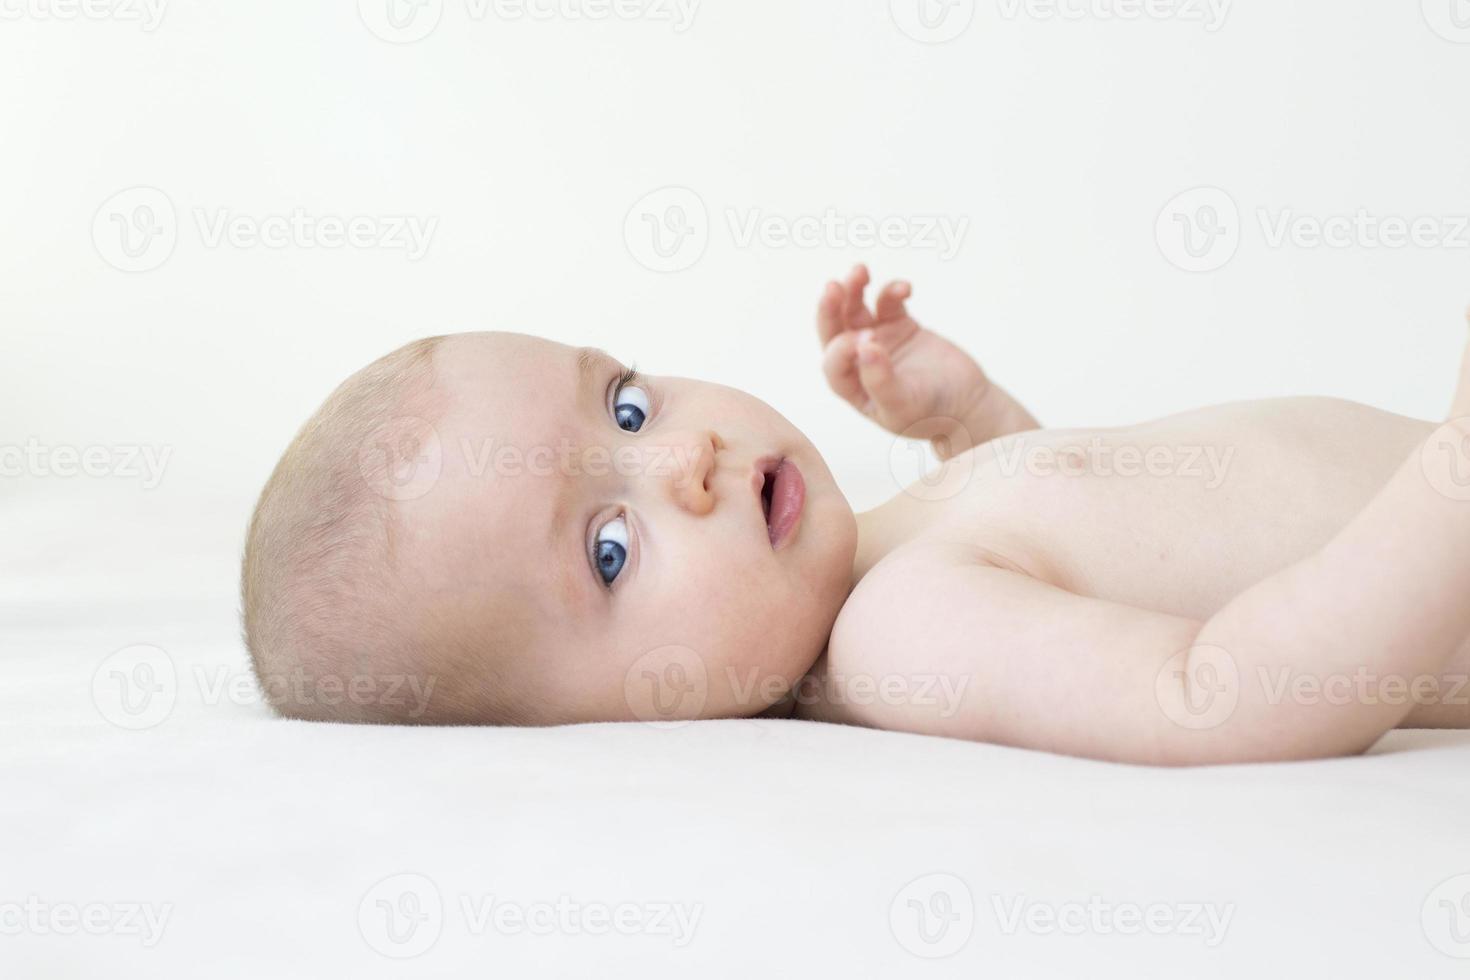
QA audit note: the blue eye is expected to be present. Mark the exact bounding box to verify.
[614,384,649,433]
[594,516,629,585]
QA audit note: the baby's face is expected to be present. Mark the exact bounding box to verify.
[401,333,858,723]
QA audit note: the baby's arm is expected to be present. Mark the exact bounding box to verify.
[816,266,1038,457]
[824,328,1470,765]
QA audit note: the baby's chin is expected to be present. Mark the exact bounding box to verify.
[716,597,843,718]
[804,453,859,572]
[787,491,859,667]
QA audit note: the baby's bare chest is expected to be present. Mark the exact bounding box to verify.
[899,397,1429,619]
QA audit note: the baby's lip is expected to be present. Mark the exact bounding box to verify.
[752,456,780,538]
[752,455,804,550]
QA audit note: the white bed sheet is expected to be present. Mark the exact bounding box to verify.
[3,593,1469,980]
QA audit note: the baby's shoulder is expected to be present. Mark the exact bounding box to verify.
[828,538,1036,670]
[805,539,1039,728]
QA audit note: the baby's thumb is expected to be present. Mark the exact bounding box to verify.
[856,332,903,416]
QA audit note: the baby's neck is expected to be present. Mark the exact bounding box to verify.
[770,487,967,724]
[851,491,939,585]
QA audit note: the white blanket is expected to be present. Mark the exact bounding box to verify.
[4,595,1469,979]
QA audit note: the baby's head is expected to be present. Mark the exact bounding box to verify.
[242,332,858,724]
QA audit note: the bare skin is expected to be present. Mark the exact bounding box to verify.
[369,265,1468,765]
[796,265,1470,764]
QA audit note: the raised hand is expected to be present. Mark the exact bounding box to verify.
[816,264,1035,457]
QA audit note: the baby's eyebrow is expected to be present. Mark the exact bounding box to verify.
[575,346,613,390]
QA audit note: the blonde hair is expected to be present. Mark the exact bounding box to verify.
[242,336,457,722]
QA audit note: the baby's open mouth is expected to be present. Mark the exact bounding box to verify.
[758,457,806,550]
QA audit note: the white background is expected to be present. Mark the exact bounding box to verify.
[4,0,1469,608]
[5,4,1470,978]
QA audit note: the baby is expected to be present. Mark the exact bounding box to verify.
[241,266,1470,764]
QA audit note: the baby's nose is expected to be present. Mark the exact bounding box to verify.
[657,430,723,516]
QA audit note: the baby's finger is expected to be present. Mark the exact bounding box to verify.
[856,330,904,414]
[874,280,912,323]
[842,264,874,332]
[816,281,846,346]
[821,332,867,410]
